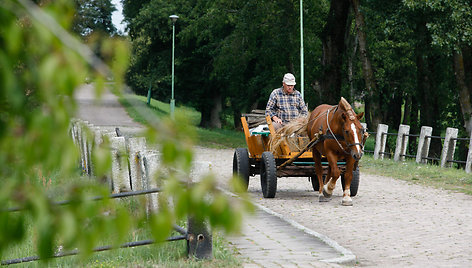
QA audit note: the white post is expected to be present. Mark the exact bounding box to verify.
[440,127,458,168]
[416,126,432,164]
[466,132,472,173]
[394,124,410,161]
[143,152,160,214]
[110,136,131,193]
[374,124,388,160]
[127,137,147,190]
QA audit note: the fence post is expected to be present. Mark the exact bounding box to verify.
[110,137,132,193]
[374,124,388,160]
[394,124,410,161]
[415,126,432,164]
[466,133,472,173]
[127,137,147,190]
[142,152,160,214]
[440,127,458,168]
[187,217,212,259]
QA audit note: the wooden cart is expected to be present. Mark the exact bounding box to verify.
[233,113,359,198]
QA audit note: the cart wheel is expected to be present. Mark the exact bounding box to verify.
[310,174,327,192]
[233,148,250,191]
[260,151,277,198]
[310,176,319,191]
[341,167,360,197]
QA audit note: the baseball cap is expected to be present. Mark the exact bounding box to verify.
[282,73,296,85]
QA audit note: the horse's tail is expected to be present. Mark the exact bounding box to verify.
[268,116,309,153]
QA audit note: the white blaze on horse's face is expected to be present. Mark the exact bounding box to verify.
[350,123,362,154]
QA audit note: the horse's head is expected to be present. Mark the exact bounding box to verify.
[339,97,367,161]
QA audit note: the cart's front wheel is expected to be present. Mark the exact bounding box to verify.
[260,151,277,198]
[341,167,360,197]
[233,148,250,191]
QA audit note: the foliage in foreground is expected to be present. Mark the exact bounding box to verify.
[0,0,251,264]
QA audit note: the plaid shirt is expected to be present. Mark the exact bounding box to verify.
[265,87,308,123]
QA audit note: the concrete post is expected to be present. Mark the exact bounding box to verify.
[374,124,388,160]
[75,121,86,173]
[394,124,410,162]
[85,122,95,176]
[127,137,147,190]
[143,152,160,214]
[466,133,472,173]
[416,126,433,164]
[110,136,131,193]
[440,127,458,168]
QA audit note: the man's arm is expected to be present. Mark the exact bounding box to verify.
[265,91,283,124]
[299,95,308,116]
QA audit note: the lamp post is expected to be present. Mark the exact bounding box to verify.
[169,14,179,118]
[300,0,304,100]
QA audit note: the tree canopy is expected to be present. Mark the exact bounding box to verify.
[123,0,472,158]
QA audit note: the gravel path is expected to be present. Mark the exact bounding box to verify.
[76,84,472,266]
[195,146,472,267]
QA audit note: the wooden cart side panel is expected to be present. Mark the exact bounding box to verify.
[265,115,291,155]
[241,116,255,156]
[241,116,265,158]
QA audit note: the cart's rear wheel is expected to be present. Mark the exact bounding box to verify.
[310,174,327,192]
[233,148,250,191]
[341,167,360,197]
[260,151,277,198]
[310,176,319,192]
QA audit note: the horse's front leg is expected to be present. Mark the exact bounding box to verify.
[322,153,341,198]
[341,157,356,206]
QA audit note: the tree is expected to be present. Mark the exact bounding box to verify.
[72,0,117,38]
[319,0,350,104]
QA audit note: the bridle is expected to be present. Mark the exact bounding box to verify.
[325,106,366,155]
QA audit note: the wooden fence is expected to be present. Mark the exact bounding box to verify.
[367,123,472,173]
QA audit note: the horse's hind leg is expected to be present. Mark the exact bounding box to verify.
[312,151,325,195]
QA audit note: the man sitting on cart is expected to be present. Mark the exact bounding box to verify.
[265,73,308,130]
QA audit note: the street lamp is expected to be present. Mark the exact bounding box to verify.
[169,14,179,118]
[300,0,304,100]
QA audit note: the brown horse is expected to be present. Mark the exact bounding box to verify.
[307,97,367,206]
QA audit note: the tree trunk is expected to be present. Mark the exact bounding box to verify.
[350,0,381,130]
[386,90,402,127]
[199,105,211,128]
[408,95,419,155]
[209,93,222,128]
[453,49,472,135]
[347,32,358,101]
[319,0,350,104]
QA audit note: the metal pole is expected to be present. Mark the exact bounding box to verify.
[147,80,152,106]
[170,21,176,118]
[300,0,304,100]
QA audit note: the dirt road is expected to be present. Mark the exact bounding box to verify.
[195,146,472,267]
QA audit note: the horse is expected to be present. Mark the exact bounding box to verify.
[307,97,367,206]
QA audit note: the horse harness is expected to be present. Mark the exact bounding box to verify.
[321,106,366,155]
